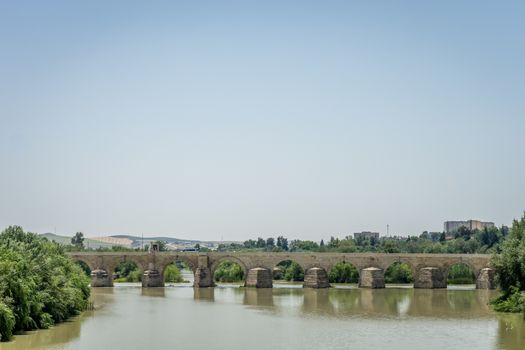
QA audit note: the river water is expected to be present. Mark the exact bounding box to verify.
[1,282,524,350]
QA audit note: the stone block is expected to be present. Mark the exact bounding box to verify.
[90,269,113,287]
[304,267,330,288]
[194,267,214,288]
[359,267,385,288]
[142,270,164,287]
[476,268,496,289]
[245,268,273,288]
[414,267,446,289]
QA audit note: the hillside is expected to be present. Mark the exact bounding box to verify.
[40,233,118,249]
[38,232,231,250]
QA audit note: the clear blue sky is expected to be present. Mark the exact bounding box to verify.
[1,1,524,241]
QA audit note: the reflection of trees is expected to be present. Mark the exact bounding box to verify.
[496,314,525,350]
[1,314,85,350]
[407,289,494,318]
[446,289,478,311]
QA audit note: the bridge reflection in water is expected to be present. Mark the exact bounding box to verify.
[1,287,523,350]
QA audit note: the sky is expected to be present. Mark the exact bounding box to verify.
[1,1,524,241]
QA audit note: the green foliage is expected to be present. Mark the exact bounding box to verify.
[385,263,414,283]
[329,262,359,283]
[76,261,91,276]
[447,264,475,284]
[492,287,525,313]
[274,261,304,281]
[113,261,142,282]
[0,301,15,341]
[214,261,244,282]
[492,213,525,312]
[224,226,509,255]
[0,226,90,342]
[164,264,184,283]
[289,240,320,252]
[70,232,84,249]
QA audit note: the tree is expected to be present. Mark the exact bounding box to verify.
[276,236,288,251]
[492,212,525,312]
[266,237,275,248]
[284,262,304,281]
[256,237,266,248]
[328,262,359,283]
[164,264,184,283]
[71,232,84,249]
[214,261,244,282]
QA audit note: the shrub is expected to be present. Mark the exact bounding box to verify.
[0,226,90,341]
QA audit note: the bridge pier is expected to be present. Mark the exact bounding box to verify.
[304,267,330,288]
[194,255,214,288]
[90,269,113,287]
[476,268,496,289]
[359,267,385,288]
[414,267,446,288]
[245,268,273,288]
[142,270,164,287]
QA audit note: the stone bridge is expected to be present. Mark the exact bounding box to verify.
[67,252,496,289]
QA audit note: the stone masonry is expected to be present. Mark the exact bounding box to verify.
[69,252,495,290]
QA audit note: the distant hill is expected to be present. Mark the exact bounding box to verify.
[40,233,118,249]
[109,234,223,250]
[39,232,233,250]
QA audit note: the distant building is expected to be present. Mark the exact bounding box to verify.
[444,220,495,234]
[354,231,380,240]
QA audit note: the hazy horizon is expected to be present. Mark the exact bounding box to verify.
[1,1,524,241]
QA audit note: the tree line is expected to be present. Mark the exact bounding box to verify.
[216,225,509,255]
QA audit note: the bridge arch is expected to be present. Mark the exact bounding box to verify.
[70,257,96,272]
[326,261,360,284]
[158,255,197,276]
[75,260,92,276]
[274,259,305,282]
[210,256,248,282]
[445,262,476,285]
[384,261,414,284]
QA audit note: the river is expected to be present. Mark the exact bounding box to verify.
[1,281,524,350]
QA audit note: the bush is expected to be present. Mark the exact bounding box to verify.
[492,212,525,312]
[385,263,414,283]
[164,264,184,283]
[492,287,525,313]
[447,264,475,285]
[328,262,359,283]
[284,262,304,282]
[0,226,90,341]
[214,261,244,282]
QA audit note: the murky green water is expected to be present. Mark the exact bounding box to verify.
[1,284,524,350]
